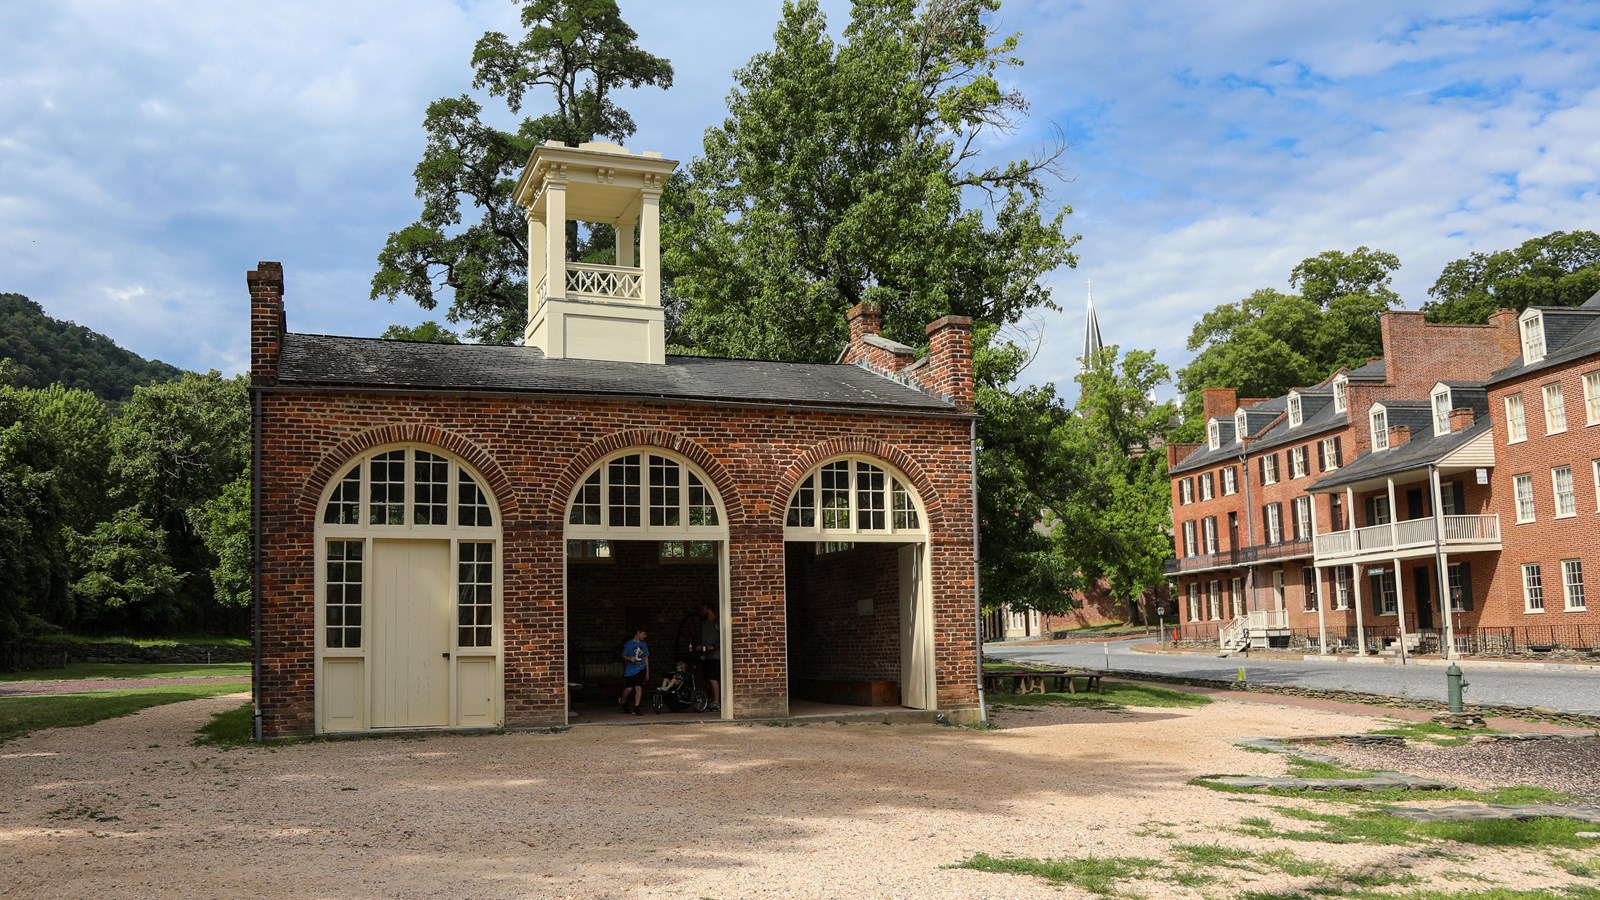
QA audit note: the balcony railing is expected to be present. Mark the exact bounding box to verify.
[1313,514,1500,561]
[535,262,646,303]
[1165,539,1312,576]
[1237,538,1312,564]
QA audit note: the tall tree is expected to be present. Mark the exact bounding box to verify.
[1423,230,1600,324]
[371,0,673,344]
[664,0,1074,359]
[1176,246,1400,436]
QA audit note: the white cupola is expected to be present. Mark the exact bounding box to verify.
[513,140,678,364]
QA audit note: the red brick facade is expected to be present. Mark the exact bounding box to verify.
[250,264,980,737]
[1168,305,1600,654]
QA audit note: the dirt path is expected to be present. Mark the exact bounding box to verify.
[0,676,250,698]
[0,694,1591,898]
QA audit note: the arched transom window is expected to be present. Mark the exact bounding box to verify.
[785,457,926,540]
[321,447,497,531]
[566,451,727,537]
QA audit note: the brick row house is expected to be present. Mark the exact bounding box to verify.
[1166,296,1600,656]
[251,141,982,738]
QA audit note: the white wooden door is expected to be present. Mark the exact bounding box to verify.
[1272,570,1286,611]
[898,544,930,709]
[371,539,451,728]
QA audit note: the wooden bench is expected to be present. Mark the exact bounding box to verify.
[983,669,1104,696]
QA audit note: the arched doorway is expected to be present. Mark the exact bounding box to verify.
[783,456,934,710]
[563,449,730,719]
[313,444,503,733]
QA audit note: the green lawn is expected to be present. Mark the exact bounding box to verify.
[0,682,251,743]
[988,680,1211,710]
[1,662,252,682]
[30,633,249,648]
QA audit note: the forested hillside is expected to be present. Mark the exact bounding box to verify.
[0,293,182,403]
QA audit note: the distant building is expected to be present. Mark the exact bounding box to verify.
[1167,296,1600,656]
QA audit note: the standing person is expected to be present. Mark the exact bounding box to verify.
[619,627,649,716]
[697,604,721,712]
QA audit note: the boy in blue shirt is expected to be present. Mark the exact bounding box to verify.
[620,628,649,716]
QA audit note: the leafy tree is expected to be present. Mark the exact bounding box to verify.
[371,0,673,344]
[0,435,68,638]
[108,372,249,629]
[69,508,184,628]
[1066,346,1176,621]
[380,321,461,343]
[196,476,252,610]
[1176,246,1400,437]
[1423,230,1600,324]
[663,0,1074,359]
[0,293,181,403]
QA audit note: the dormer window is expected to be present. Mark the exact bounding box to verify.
[1371,406,1390,451]
[1431,385,1452,437]
[1521,311,1546,363]
[1287,393,1303,428]
[1234,409,1247,442]
[1207,418,1221,450]
[1332,376,1348,414]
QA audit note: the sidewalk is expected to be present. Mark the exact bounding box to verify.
[1127,641,1600,672]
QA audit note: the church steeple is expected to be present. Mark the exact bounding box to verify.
[1081,279,1104,373]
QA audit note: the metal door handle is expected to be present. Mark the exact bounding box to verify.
[442,652,451,659]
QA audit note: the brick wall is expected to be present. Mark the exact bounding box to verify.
[785,542,902,684]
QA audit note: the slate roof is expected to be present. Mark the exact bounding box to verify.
[275,333,960,413]
[1249,390,1348,453]
[1310,418,1492,492]
[1487,291,1600,386]
[1345,358,1386,382]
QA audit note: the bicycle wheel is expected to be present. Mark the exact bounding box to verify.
[651,690,666,714]
[690,689,709,713]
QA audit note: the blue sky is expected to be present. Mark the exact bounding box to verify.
[2,1,1597,402]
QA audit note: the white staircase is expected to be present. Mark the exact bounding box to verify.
[1218,610,1289,654]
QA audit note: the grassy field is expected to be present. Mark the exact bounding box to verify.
[29,634,249,648]
[0,682,250,743]
[987,680,1212,710]
[1,662,252,682]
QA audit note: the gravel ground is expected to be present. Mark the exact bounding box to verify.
[0,693,1594,899]
[1326,733,1600,804]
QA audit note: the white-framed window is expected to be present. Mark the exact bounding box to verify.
[1289,446,1308,479]
[1543,382,1567,434]
[1432,385,1452,436]
[1292,496,1313,542]
[1563,559,1586,610]
[1553,465,1577,518]
[1368,495,1391,526]
[1182,520,1197,556]
[1263,503,1283,544]
[1521,311,1546,363]
[458,542,494,647]
[1594,459,1600,513]
[1187,583,1200,621]
[1334,566,1352,610]
[1222,466,1238,496]
[1513,473,1536,523]
[1585,371,1600,426]
[1288,393,1303,427]
[1319,437,1340,471]
[1235,408,1248,441]
[1180,478,1194,504]
[1302,566,1318,611]
[1207,418,1221,450]
[1447,562,1473,612]
[1208,580,1221,620]
[1202,516,1218,554]
[1374,569,1398,615]
[1371,407,1390,451]
[786,457,924,538]
[1261,454,1279,485]
[1505,393,1527,443]
[573,451,724,535]
[1200,472,1215,501]
[1230,577,1244,617]
[324,540,364,649]
[1522,562,1544,612]
[1332,376,1348,413]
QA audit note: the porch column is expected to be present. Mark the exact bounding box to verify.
[544,180,568,301]
[1392,555,1410,663]
[615,220,636,267]
[1314,565,1329,655]
[1429,463,1456,659]
[1352,562,1367,655]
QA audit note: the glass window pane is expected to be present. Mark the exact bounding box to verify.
[369,450,407,525]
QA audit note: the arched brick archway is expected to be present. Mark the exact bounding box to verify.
[296,423,515,524]
[772,436,946,533]
[544,428,746,525]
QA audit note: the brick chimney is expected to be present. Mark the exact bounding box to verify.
[1487,308,1521,362]
[921,315,974,408]
[1449,407,1476,432]
[1201,387,1238,421]
[1387,424,1411,448]
[847,301,882,343]
[249,261,284,385]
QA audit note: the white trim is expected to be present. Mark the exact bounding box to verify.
[1371,405,1389,451]
[1543,381,1567,435]
[1332,376,1348,414]
[783,455,930,542]
[1520,310,1546,363]
[1505,393,1527,443]
[1287,392,1302,428]
[1431,384,1451,437]
[1513,473,1536,523]
[1553,465,1577,519]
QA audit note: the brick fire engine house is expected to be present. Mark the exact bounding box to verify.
[249,142,981,738]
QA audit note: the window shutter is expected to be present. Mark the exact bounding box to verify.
[1371,574,1384,615]
[1451,481,1466,516]
[1459,564,1474,611]
[1364,496,1377,527]
[1334,437,1343,467]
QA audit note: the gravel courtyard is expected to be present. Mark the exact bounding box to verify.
[1,692,1593,899]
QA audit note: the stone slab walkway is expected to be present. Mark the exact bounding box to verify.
[1211,773,1456,792]
[1391,803,1600,824]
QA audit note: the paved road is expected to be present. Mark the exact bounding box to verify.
[985,638,1600,715]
